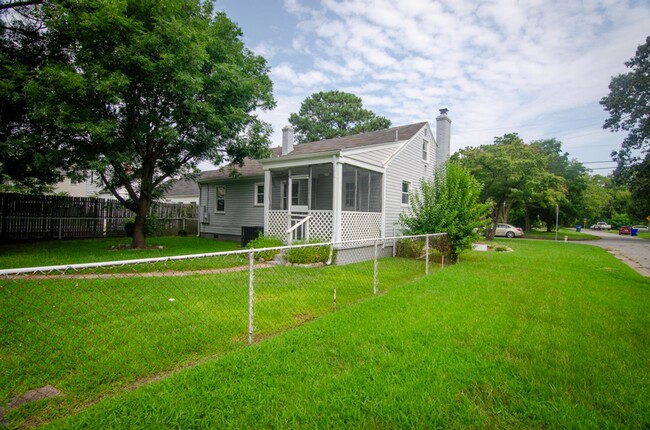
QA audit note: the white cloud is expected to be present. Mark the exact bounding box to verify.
[263,0,650,168]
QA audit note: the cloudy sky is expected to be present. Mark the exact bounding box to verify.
[214,0,649,174]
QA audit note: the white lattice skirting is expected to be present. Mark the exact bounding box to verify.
[268,210,380,243]
[267,210,289,238]
[340,211,382,242]
[308,210,333,240]
[267,210,333,241]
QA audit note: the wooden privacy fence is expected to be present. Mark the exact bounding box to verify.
[0,193,198,241]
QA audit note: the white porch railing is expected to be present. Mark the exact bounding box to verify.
[286,215,311,244]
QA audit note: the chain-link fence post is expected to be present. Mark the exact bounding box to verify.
[373,239,379,295]
[248,250,254,345]
[425,234,430,275]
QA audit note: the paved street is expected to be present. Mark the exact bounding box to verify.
[581,229,650,277]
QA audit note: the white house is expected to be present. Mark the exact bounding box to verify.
[198,109,452,245]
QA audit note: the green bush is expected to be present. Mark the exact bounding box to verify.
[395,238,424,259]
[124,215,161,238]
[246,235,283,261]
[610,213,632,229]
[286,240,335,264]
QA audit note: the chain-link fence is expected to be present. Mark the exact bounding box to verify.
[0,233,449,428]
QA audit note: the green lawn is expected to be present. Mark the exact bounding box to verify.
[523,227,600,241]
[1,255,430,428]
[39,240,650,429]
[0,236,241,270]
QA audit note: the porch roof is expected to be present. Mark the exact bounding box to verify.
[199,122,426,182]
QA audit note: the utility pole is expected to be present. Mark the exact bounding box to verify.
[555,204,559,241]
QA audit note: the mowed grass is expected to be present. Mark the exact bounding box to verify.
[1,256,428,428]
[44,239,650,429]
[0,236,241,270]
[524,227,600,241]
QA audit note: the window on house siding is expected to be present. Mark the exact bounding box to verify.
[254,183,264,206]
[422,139,429,161]
[401,181,410,205]
[215,186,225,212]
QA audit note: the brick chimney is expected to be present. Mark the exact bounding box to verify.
[282,125,294,155]
[435,108,451,167]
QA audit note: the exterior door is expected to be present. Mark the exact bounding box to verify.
[290,177,309,213]
[289,176,309,240]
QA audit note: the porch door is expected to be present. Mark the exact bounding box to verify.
[290,176,309,212]
[289,176,309,240]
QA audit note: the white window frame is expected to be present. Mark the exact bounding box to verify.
[215,185,226,213]
[254,182,264,206]
[422,139,429,162]
[401,181,410,206]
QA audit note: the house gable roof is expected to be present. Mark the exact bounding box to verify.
[199,122,427,182]
[277,122,426,159]
[165,179,199,197]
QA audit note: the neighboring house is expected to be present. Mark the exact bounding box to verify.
[163,179,199,204]
[198,109,452,246]
[53,173,117,199]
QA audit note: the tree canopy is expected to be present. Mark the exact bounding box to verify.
[600,35,650,217]
[288,90,391,143]
[1,0,275,247]
[399,162,491,262]
[601,35,650,166]
[453,133,568,238]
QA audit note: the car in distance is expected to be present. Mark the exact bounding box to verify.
[590,222,612,230]
[494,223,524,238]
[618,226,631,235]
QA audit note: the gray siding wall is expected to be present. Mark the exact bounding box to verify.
[199,178,264,237]
[384,124,436,236]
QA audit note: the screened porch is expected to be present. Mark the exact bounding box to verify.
[264,163,383,243]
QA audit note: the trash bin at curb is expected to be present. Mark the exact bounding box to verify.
[631,228,638,237]
[575,225,582,232]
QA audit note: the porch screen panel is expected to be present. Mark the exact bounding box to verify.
[270,171,288,210]
[369,171,382,212]
[357,170,370,212]
[341,165,382,212]
[342,165,356,211]
[311,164,333,210]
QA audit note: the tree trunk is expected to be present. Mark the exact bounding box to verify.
[486,199,510,240]
[524,208,531,232]
[131,198,151,249]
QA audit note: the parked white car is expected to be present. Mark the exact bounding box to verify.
[494,223,524,238]
[590,222,612,230]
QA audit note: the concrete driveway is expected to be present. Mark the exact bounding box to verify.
[582,229,650,277]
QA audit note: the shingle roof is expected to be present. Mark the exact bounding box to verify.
[165,179,199,197]
[277,122,426,158]
[199,147,281,181]
[199,122,426,182]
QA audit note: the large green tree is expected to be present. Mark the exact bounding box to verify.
[2,0,275,247]
[528,138,589,230]
[601,36,650,216]
[601,35,650,166]
[453,133,566,239]
[288,90,391,143]
[399,162,491,263]
[0,1,65,193]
